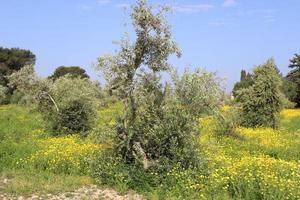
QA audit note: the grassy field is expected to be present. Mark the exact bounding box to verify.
[196,109,300,199]
[0,104,299,199]
[0,105,95,195]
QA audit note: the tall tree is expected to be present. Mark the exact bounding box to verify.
[96,0,183,168]
[232,69,254,99]
[287,54,300,107]
[237,59,284,128]
[49,66,89,81]
[0,47,36,101]
[240,70,247,81]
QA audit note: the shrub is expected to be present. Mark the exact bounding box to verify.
[8,65,99,135]
[91,150,131,192]
[9,89,29,104]
[91,150,203,198]
[237,59,284,128]
[172,67,223,117]
[214,106,242,137]
[47,76,99,134]
[114,74,201,170]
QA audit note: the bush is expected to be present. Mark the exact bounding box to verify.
[237,59,284,128]
[9,89,30,105]
[91,150,206,199]
[45,76,99,134]
[91,150,131,192]
[55,100,92,133]
[8,65,100,135]
[115,75,201,170]
[214,106,242,137]
[173,68,223,117]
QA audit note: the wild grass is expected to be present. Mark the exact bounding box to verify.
[0,170,93,195]
[0,105,44,171]
[0,104,299,199]
[0,105,98,195]
[196,108,300,199]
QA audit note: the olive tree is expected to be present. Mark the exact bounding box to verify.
[8,65,99,134]
[172,68,223,117]
[95,0,202,169]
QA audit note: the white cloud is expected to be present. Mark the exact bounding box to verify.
[244,9,277,16]
[241,9,278,23]
[114,3,130,9]
[97,0,111,6]
[172,4,214,14]
[222,0,237,7]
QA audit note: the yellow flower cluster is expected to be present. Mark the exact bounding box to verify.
[198,111,300,199]
[281,109,300,119]
[221,105,231,112]
[200,143,300,199]
[237,127,288,148]
[22,135,104,174]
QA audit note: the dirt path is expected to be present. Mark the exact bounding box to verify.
[0,178,144,200]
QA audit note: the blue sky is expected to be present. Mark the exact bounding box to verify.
[1,0,299,90]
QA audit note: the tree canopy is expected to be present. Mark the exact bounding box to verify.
[237,59,284,128]
[287,54,300,107]
[232,70,253,99]
[0,47,36,102]
[8,65,99,134]
[49,66,89,81]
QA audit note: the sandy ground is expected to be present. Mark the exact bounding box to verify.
[0,179,144,200]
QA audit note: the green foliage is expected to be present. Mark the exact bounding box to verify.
[287,54,300,107]
[232,70,254,99]
[9,89,30,105]
[49,66,89,81]
[172,67,223,117]
[8,65,99,135]
[214,107,242,137]
[281,78,298,107]
[96,0,194,170]
[117,91,200,169]
[48,76,99,134]
[1,102,300,199]
[54,100,92,133]
[0,105,44,171]
[91,150,204,199]
[92,0,205,189]
[237,59,284,128]
[0,85,7,104]
[0,47,36,103]
[91,151,131,192]
[289,53,300,69]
